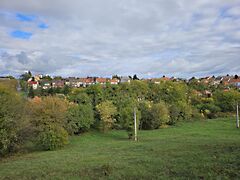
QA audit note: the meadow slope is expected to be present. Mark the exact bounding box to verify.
[0,118,240,179]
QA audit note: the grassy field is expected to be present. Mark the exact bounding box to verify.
[0,118,240,179]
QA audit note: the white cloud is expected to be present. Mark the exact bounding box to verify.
[0,0,239,78]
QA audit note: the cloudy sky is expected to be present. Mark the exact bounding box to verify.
[0,0,239,78]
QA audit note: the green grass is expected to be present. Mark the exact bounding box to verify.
[0,118,240,179]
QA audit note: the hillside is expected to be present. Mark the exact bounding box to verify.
[0,118,239,179]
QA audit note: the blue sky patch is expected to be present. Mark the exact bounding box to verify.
[10,30,32,39]
[16,13,36,22]
[38,23,49,29]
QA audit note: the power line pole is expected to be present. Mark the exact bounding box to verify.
[237,103,239,128]
[134,107,137,141]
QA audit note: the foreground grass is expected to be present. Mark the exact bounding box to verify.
[0,118,240,179]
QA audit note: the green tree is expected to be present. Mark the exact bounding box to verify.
[28,86,35,98]
[119,103,141,139]
[36,125,68,151]
[66,103,94,134]
[27,96,69,150]
[96,101,117,132]
[20,71,32,81]
[214,90,240,112]
[62,85,71,95]
[0,85,24,155]
[140,101,169,130]
[69,92,91,105]
[86,84,104,107]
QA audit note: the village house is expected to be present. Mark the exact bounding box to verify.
[120,76,131,83]
[28,80,38,90]
[52,80,65,88]
[65,77,80,87]
[160,75,171,81]
[221,75,233,86]
[212,76,223,85]
[85,77,95,86]
[109,78,119,85]
[40,80,51,89]
[200,76,214,85]
[229,75,240,89]
[95,77,107,85]
[27,77,39,90]
[150,78,161,84]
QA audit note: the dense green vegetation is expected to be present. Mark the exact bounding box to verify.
[0,118,239,179]
[1,78,240,155]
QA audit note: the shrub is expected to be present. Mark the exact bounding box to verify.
[214,90,240,112]
[139,101,153,130]
[37,125,68,150]
[196,103,221,119]
[119,105,140,139]
[169,105,181,125]
[28,96,68,127]
[177,101,193,121]
[151,102,170,128]
[27,96,69,150]
[140,101,169,130]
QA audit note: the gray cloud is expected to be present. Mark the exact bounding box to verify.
[0,0,239,78]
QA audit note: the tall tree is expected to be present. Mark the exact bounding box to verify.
[96,101,117,132]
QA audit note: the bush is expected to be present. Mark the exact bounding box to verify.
[196,103,221,119]
[28,96,68,127]
[214,90,240,112]
[27,96,69,150]
[119,105,140,139]
[151,102,170,128]
[191,108,204,120]
[169,105,181,125]
[37,125,68,150]
[66,104,94,134]
[140,101,169,130]
[177,101,193,121]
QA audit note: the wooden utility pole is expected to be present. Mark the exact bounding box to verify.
[134,107,137,141]
[237,103,239,128]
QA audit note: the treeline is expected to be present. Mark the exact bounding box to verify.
[1,79,240,156]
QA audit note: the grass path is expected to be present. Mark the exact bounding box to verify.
[0,118,240,179]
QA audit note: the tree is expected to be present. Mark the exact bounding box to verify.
[36,125,68,151]
[119,100,141,139]
[42,75,52,81]
[62,85,71,95]
[28,86,35,98]
[69,92,91,105]
[27,96,69,150]
[20,71,32,81]
[66,103,94,134]
[130,80,149,100]
[48,87,54,95]
[133,74,139,80]
[152,102,170,127]
[96,101,117,132]
[0,84,24,155]
[86,84,104,107]
[214,90,240,112]
[112,75,120,80]
[140,102,170,130]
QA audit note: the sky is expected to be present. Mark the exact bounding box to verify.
[0,0,240,78]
